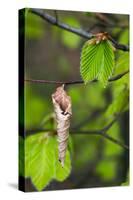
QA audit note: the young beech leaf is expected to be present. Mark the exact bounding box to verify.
[52,85,72,167]
[80,39,115,87]
[25,133,71,191]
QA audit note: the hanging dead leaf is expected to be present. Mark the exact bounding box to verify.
[52,85,72,167]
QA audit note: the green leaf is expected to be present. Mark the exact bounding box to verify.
[115,52,129,73]
[119,29,129,45]
[55,150,71,181]
[80,39,115,87]
[105,87,129,118]
[104,53,129,118]
[113,52,129,93]
[25,132,71,191]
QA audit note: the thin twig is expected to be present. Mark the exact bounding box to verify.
[72,117,129,150]
[25,118,129,150]
[26,129,129,150]
[101,132,129,150]
[54,10,58,24]
[31,8,93,40]
[30,8,129,51]
[25,70,129,85]
[101,117,118,132]
[108,36,129,51]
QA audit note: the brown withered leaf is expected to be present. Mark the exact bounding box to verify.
[52,85,72,167]
[52,85,72,115]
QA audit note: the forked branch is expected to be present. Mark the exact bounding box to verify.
[30,8,129,51]
[26,117,129,150]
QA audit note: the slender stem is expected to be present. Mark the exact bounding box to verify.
[30,8,129,51]
[25,70,129,85]
[101,132,129,150]
[23,9,129,151]
[26,128,129,150]
[109,36,129,51]
[54,10,58,24]
[31,8,93,40]
[72,117,129,150]
[26,118,129,150]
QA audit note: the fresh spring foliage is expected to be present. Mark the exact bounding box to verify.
[105,52,129,118]
[22,10,129,191]
[21,133,71,191]
[80,39,115,87]
[21,38,129,191]
[105,86,129,118]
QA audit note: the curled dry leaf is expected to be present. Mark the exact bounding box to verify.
[52,85,72,167]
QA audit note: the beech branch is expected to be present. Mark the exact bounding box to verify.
[30,8,129,51]
[24,9,129,151]
[26,117,129,150]
[25,70,129,85]
[31,8,93,40]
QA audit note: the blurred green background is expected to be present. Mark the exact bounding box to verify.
[20,9,129,191]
